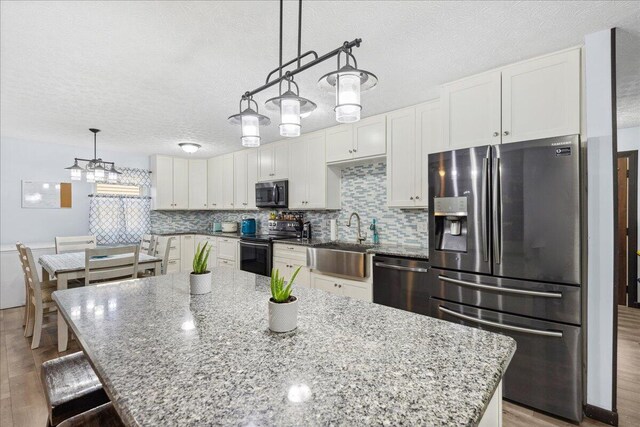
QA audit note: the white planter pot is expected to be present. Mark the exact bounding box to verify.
[190,272,212,295]
[268,297,299,333]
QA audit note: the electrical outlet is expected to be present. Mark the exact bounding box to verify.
[417,222,428,233]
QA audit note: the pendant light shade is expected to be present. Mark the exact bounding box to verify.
[64,129,121,183]
[85,165,95,183]
[93,163,106,181]
[228,97,270,148]
[318,52,378,123]
[265,77,316,138]
[65,159,84,181]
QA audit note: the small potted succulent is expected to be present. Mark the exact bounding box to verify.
[190,242,212,295]
[269,267,301,333]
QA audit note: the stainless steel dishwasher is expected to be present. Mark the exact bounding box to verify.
[372,255,430,315]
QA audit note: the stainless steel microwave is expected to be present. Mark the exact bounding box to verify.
[255,180,288,208]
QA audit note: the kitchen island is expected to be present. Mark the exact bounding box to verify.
[53,269,515,426]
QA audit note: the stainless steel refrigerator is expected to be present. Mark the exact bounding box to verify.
[427,135,584,422]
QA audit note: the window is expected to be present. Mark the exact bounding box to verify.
[95,183,141,197]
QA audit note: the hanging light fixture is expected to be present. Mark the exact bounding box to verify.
[265,75,316,137]
[228,96,270,147]
[64,129,121,183]
[318,49,378,123]
[179,142,202,154]
[228,0,377,145]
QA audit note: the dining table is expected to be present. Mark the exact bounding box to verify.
[52,268,515,426]
[39,251,162,351]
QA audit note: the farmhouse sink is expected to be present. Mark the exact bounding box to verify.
[306,242,375,279]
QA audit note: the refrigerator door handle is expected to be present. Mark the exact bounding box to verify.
[492,157,501,264]
[481,157,489,262]
[437,306,563,338]
[438,275,563,298]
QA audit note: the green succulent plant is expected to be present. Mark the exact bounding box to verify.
[270,266,301,303]
[192,242,212,274]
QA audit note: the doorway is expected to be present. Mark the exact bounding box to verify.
[616,151,638,308]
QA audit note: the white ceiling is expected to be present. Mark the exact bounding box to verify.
[1,1,639,158]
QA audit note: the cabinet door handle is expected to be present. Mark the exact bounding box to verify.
[503,131,510,136]
[410,196,414,200]
[338,284,342,288]
[352,149,357,153]
[348,150,353,154]
[493,132,499,137]
[415,196,420,200]
[204,204,207,207]
[334,283,338,287]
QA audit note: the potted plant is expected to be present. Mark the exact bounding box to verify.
[269,267,301,333]
[190,242,212,295]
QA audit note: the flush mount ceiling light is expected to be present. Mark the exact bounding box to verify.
[228,96,271,147]
[65,129,121,183]
[265,76,316,137]
[179,142,202,154]
[228,0,377,145]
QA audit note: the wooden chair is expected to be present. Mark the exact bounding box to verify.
[84,246,139,285]
[41,352,110,427]
[153,236,175,275]
[15,242,31,329]
[20,244,58,349]
[140,234,156,255]
[55,235,97,254]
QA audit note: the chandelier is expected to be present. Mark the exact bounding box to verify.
[65,129,122,183]
[229,0,378,147]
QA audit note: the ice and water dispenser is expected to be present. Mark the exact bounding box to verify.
[433,196,468,252]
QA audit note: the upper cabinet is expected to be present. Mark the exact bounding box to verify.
[258,141,288,181]
[233,150,258,210]
[325,114,386,164]
[207,156,223,210]
[188,159,208,210]
[386,100,442,208]
[441,48,581,149]
[501,49,580,144]
[150,155,189,210]
[221,153,235,210]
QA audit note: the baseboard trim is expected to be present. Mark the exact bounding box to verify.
[584,404,618,426]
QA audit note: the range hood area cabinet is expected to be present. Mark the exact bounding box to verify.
[150,155,189,210]
[257,140,289,182]
[386,100,443,208]
[441,48,580,150]
[288,130,340,210]
[325,114,387,164]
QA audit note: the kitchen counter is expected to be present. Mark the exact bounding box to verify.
[54,269,515,426]
[153,230,242,239]
[278,238,429,260]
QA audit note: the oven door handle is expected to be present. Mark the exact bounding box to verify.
[438,275,562,298]
[240,241,270,248]
[438,306,563,338]
[374,262,429,273]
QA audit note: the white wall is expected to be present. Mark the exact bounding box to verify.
[0,137,148,308]
[585,29,615,412]
[0,137,149,246]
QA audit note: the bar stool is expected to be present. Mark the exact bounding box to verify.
[57,403,124,427]
[41,352,110,426]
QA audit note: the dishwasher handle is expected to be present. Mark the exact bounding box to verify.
[374,262,429,273]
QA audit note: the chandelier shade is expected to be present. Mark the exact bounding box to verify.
[64,129,121,183]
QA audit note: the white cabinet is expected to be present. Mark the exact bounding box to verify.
[217,238,237,263]
[180,235,195,272]
[188,159,208,210]
[441,48,581,149]
[258,141,288,181]
[441,71,502,150]
[325,114,386,164]
[221,154,235,210]
[501,48,580,143]
[150,155,189,210]
[387,101,441,208]
[207,156,223,210]
[195,235,217,270]
[310,273,371,302]
[233,150,258,210]
[272,244,311,288]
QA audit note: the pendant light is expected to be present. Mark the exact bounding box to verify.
[65,160,83,181]
[64,128,121,183]
[318,49,378,123]
[265,76,316,137]
[228,96,270,147]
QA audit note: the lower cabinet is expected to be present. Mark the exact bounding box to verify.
[310,273,372,302]
[272,244,310,287]
[218,258,235,269]
[180,235,195,272]
[195,235,218,270]
[217,237,238,269]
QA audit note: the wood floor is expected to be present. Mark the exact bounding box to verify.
[0,305,638,426]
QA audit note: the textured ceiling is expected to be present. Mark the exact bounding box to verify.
[1,1,639,158]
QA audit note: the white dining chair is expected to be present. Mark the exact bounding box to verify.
[84,245,140,285]
[20,244,58,349]
[140,234,156,256]
[55,235,97,254]
[153,236,175,275]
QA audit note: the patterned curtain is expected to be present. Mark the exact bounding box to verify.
[89,168,151,245]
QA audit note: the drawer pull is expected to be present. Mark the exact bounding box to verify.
[438,306,563,338]
[375,263,428,273]
[438,276,562,298]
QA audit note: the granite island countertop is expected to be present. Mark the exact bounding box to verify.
[277,238,429,259]
[53,269,514,426]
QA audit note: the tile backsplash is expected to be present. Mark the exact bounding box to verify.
[150,161,428,246]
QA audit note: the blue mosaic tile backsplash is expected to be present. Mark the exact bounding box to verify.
[150,161,428,246]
